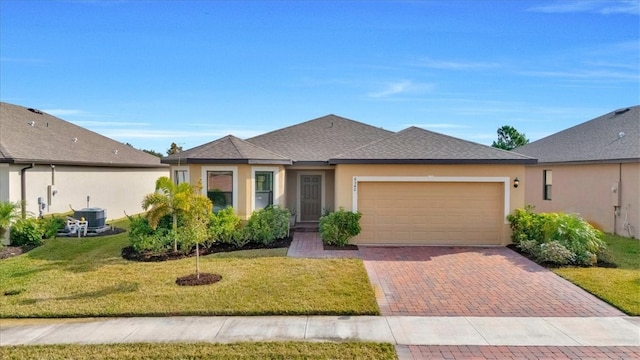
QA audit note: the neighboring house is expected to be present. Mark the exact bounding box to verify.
[514,106,639,238]
[0,102,169,227]
[163,114,535,246]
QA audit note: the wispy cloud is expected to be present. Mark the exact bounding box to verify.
[41,109,87,117]
[414,57,501,70]
[72,120,150,127]
[368,80,434,98]
[98,128,262,140]
[518,69,639,82]
[528,0,640,15]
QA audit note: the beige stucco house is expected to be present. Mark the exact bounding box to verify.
[0,102,169,231]
[163,115,535,246]
[515,106,639,238]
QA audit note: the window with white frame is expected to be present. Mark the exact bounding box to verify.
[174,169,188,185]
[254,171,274,210]
[207,171,233,210]
[543,170,552,200]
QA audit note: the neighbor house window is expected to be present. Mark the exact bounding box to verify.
[207,171,233,210]
[254,171,274,210]
[174,170,188,185]
[543,170,552,200]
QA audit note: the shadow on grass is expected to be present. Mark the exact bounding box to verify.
[19,282,139,305]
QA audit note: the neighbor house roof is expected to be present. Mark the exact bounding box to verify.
[246,114,394,164]
[163,135,292,165]
[331,126,537,164]
[0,102,165,167]
[514,106,640,164]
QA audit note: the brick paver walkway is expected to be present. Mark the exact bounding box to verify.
[287,231,361,258]
[395,345,640,360]
[361,246,624,317]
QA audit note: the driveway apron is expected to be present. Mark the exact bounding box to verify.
[360,246,625,317]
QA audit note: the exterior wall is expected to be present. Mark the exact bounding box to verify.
[3,164,168,220]
[178,163,286,220]
[524,162,640,237]
[334,164,526,244]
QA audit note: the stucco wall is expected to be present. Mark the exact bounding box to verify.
[334,164,526,244]
[3,164,168,220]
[524,162,639,237]
[180,163,286,220]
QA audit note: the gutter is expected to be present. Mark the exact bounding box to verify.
[20,163,34,219]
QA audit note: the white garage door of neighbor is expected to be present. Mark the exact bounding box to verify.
[357,182,503,245]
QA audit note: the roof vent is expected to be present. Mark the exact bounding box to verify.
[614,108,630,115]
[28,121,35,126]
[619,131,626,138]
[27,108,43,114]
[113,149,118,155]
[72,137,78,143]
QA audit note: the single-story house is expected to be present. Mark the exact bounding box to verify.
[514,106,639,238]
[0,102,169,235]
[163,114,536,246]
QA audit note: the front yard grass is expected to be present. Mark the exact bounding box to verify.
[3,342,397,360]
[552,233,640,315]
[0,222,379,317]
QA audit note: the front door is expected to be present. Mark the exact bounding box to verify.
[300,175,321,221]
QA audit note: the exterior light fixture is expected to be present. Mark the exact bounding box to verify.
[513,177,520,188]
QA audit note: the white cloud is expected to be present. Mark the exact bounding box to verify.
[528,0,640,15]
[415,57,501,70]
[42,109,87,116]
[368,80,434,98]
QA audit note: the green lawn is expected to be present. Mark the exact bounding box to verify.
[553,233,640,315]
[0,222,379,317]
[3,342,398,360]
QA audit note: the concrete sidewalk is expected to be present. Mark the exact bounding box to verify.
[2,316,638,347]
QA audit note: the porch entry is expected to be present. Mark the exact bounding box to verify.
[300,175,321,221]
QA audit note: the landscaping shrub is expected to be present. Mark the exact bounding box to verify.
[319,208,362,247]
[10,218,45,246]
[40,216,65,239]
[245,205,290,245]
[508,206,606,266]
[208,207,241,245]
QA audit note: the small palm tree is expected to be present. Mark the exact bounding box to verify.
[0,201,21,240]
[142,177,193,252]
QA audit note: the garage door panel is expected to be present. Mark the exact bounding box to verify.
[357,182,503,246]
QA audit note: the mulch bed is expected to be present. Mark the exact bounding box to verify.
[122,235,293,262]
[175,273,222,286]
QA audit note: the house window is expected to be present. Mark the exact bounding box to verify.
[174,170,188,185]
[255,171,273,210]
[543,170,552,200]
[207,171,233,210]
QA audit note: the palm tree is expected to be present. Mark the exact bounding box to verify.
[142,177,193,252]
[0,201,21,241]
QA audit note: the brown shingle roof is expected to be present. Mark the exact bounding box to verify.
[331,126,536,164]
[163,135,291,165]
[246,114,394,163]
[0,102,165,167]
[514,106,640,164]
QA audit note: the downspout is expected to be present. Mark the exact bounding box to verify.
[20,163,34,219]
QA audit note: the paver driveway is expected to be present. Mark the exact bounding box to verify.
[360,246,624,317]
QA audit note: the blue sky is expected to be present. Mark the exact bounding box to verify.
[1,0,638,154]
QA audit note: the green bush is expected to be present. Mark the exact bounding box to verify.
[10,218,45,246]
[208,207,241,245]
[128,215,173,253]
[508,206,606,266]
[41,216,65,239]
[319,208,362,247]
[245,205,290,245]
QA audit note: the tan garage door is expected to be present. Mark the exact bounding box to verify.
[357,182,503,245]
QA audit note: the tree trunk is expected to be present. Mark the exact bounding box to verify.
[196,242,200,279]
[172,214,178,252]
